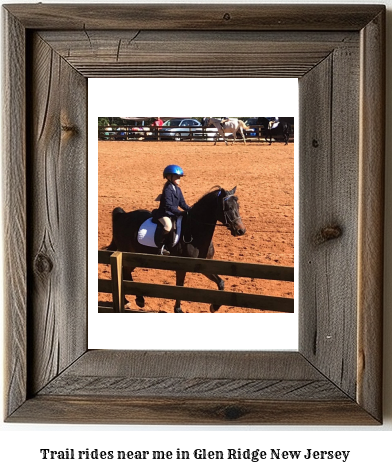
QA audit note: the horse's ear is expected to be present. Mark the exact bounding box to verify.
[227,186,237,196]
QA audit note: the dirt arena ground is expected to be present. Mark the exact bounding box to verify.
[98,139,294,313]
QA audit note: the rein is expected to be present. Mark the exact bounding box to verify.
[188,215,228,227]
[182,191,240,243]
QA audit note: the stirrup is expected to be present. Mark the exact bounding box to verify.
[160,245,170,256]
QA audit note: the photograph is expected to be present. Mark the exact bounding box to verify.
[97,114,295,314]
[2,4,390,458]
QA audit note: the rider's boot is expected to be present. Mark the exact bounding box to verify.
[159,244,170,256]
[156,226,170,255]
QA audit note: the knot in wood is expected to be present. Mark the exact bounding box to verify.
[223,13,231,21]
[34,253,53,274]
[315,225,342,244]
[223,405,244,420]
[61,124,78,134]
[312,139,319,148]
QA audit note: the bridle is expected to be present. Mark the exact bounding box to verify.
[221,194,241,227]
[182,190,241,243]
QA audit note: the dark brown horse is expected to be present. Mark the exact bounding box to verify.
[259,117,293,145]
[105,186,246,313]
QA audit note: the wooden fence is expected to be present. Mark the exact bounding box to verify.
[98,125,267,142]
[98,250,294,313]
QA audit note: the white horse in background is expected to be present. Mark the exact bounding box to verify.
[203,117,250,145]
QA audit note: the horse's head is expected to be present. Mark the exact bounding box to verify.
[203,117,211,127]
[218,187,246,236]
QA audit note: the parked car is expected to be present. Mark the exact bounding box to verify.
[114,127,127,140]
[244,117,262,137]
[160,118,202,140]
[99,126,117,140]
[129,126,151,139]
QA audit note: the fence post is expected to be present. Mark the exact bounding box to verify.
[110,251,123,312]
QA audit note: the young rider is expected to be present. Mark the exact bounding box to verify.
[154,164,191,255]
[268,116,280,129]
[220,117,229,128]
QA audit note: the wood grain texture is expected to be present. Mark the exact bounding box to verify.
[38,377,346,400]
[357,9,385,422]
[10,352,377,424]
[28,33,87,395]
[4,4,384,31]
[38,30,358,78]
[2,4,384,425]
[299,39,360,399]
[2,9,27,419]
[63,351,319,380]
[9,397,378,425]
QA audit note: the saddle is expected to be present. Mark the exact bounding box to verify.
[268,120,280,130]
[137,215,183,249]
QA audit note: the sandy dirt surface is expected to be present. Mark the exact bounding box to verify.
[98,139,294,313]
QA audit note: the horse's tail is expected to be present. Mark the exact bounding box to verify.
[238,119,250,130]
[113,206,126,217]
[103,207,126,251]
[103,240,117,251]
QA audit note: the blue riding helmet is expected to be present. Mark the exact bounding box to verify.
[163,164,185,178]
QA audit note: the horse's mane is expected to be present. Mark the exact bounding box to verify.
[192,186,222,210]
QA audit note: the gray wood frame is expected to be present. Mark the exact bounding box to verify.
[3,4,385,424]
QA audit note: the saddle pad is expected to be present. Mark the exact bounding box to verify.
[137,216,183,248]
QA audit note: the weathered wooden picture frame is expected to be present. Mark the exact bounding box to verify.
[3,4,384,424]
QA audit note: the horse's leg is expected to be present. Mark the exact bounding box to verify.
[219,127,229,146]
[214,131,220,146]
[203,274,224,312]
[203,241,224,312]
[240,127,247,145]
[230,127,236,145]
[174,270,186,313]
[284,125,289,145]
[123,265,145,308]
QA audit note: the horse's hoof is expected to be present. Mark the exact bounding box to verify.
[210,304,221,313]
[135,296,145,308]
[174,308,184,313]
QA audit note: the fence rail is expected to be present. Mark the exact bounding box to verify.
[98,250,294,313]
[98,125,267,142]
